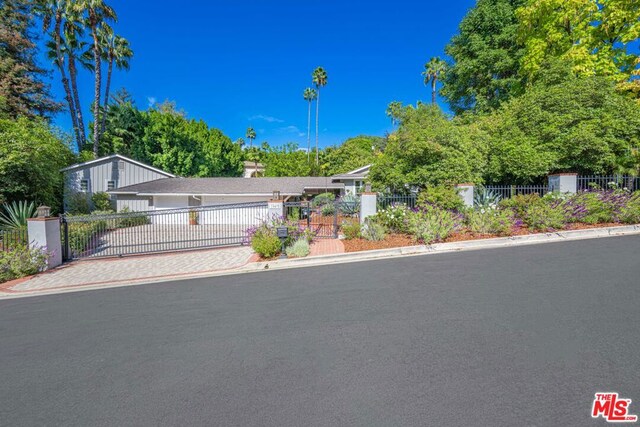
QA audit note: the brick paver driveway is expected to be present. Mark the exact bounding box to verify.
[6,246,254,293]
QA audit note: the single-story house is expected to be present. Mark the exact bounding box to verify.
[61,154,175,211]
[109,177,345,212]
[62,155,371,213]
[330,165,371,195]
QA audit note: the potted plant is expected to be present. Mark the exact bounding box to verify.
[189,210,199,226]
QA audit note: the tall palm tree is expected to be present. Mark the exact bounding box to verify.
[37,0,82,150]
[63,9,89,148]
[312,67,327,166]
[100,28,133,136]
[71,0,117,156]
[303,87,317,162]
[246,127,256,148]
[422,57,447,105]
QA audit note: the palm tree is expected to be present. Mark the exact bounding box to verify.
[303,88,317,162]
[235,137,245,148]
[63,9,90,148]
[37,0,82,150]
[71,0,117,156]
[100,28,133,136]
[422,57,447,105]
[246,127,256,148]
[312,67,328,166]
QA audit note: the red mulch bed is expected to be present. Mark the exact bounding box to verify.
[343,222,629,252]
[343,234,415,252]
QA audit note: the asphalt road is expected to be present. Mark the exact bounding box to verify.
[1,236,639,427]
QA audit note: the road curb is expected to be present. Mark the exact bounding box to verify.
[235,224,640,273]
[1,224,639,299]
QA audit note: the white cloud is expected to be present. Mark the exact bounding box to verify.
[249,114,284,123]
[147,97,157,108]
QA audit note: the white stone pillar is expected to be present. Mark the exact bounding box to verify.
[360,192,377,224]
[27,217,62,269]
[267,199,284,220]
[548,173,577,194]
[456,184,475,208]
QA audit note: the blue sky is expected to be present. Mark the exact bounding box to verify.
[41,0,476,148]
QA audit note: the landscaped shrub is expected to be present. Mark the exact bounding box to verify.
[521,202,566,231]
[312,192,336,208]
[466,208,513,235]
[116,207,151,228]
[91,192,113,211]
[337,194,360,216]
[67,220,107,254]
[321,203,336,217]
[374,204,411,233]
[566,191,623,224]
[619,192,640,224]
[250,227,282,258]
[0,201,36,230]
[473,187,502,209]
[361,219,386,241]
[407,208,459,244]
[0,245,49,283]
[285,238,310,258]
[498,193,543,219]
[417,186,464,211]
[65,191,91,214]
[341,220,361,240]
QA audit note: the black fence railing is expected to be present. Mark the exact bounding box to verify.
[577,175,640,191]
[378,194,417,209]
[62,202,270,260]
[482,185,549,200]
[0,228,29,252]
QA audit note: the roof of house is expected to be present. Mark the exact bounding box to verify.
[109,177,344,196]
[331,164,371,180]
[60,154,176,177]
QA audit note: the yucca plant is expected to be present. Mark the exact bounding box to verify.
[474,188,502,209]
[0,201,36,230]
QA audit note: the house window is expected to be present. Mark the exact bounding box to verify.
[80,179,89,192]
[118,160,125,171]
[106,180,116,191]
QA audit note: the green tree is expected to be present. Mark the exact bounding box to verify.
[0,0,59,119]
[303,87,317,161]
[517,0,640,83]
[0,118,74,213]
[422,57,447,105]
[323,136,384,175]
[98,89,146,156]
[245,126,256,148]
[312,66,328,165]
[369,103,489,191]
[442,0,525,113]
[483,60,640,182]
[262,142,313,177]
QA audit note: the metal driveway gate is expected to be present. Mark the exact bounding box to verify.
[284,199,359,238]
[61,202,269,260]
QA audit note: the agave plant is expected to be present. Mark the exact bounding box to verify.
[0,201,36,230]
[474,188,502,209]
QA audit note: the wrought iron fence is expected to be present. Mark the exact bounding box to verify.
[61,201,269,260]
[577,175,640,191]
[284,199,359,238]
[377,194,417,209]
[0,228,28,252]
[481,185,549,201]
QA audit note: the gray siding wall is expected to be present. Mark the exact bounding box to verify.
[115,195,151,212]
[64,158,169,211]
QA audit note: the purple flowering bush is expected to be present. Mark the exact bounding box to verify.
[407,207,461,243]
